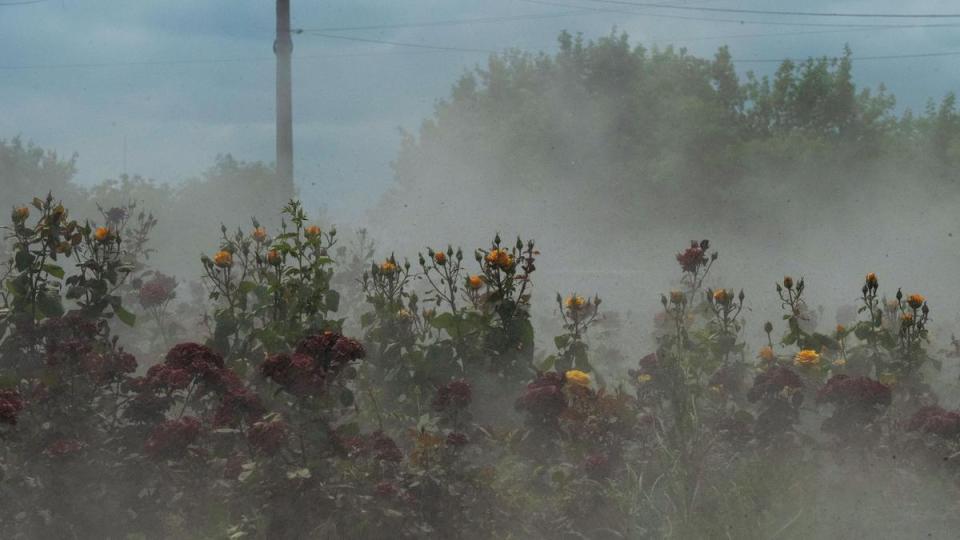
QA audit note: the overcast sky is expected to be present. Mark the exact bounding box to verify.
[2,0,959,222]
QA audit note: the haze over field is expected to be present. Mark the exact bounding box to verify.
[3,2,960,539]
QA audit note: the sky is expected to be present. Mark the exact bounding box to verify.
[2,0,960,223]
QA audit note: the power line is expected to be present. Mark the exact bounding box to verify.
[737,50,960,64]
[305,32,497,54]
[0,50,474,71]
[296,10,591,32]
[294,0,723,33]
[575,0,960,19]
[522,0,960,29]
[5,45,960,72]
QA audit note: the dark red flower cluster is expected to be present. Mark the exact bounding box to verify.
[676,240,709,273]
[43,438,86,458]
[433,379,472,411]
[123,389,172,424]
[584,452,611,478]
[165,342,225,377]
[104,206,128,225]
[140,343,235,394]
[248,417,289,455]
[41,315,100,366]
[144,416,202,459]
[139,274,177,308]
[446,432,469,448]
[709,365,742,393]
[295,331,366,371]
[817,375,891,408]
[907,406,960,438]
[371,430,403,463]
[515,372,567,422]
[142,364,191,390]
[638,352,658,372]
[260,332,365,396]
[260,353,318,394]
[339,435,368,459]
[629,352,660,385]
[224,453,245,479]
[213,388,265,428]
[82,350,137,384]
[374,480,398,498]
[747,366,804,403]
[0,389,25,425]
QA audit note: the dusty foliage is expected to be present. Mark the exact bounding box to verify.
[1,196,959,539]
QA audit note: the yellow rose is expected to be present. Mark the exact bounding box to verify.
[252,227,267,243]
[793,349,821,367]
[564,294,586,310]
[907,294,925,310]
[380,260,398,274]
[565,370,591,387]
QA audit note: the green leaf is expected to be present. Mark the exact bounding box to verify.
[538,354,557,371]
[37,293,64,319]
[430,312,457,332]
[237,281,258,296]
[14,250,33,272]
[554,335,571,350]
[339,388,354,407]
[326,289,340,312]
[42,264,65,279]
[114,305,137,327]
[286,467,312,480]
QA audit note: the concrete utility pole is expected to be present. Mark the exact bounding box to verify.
[275,0,294,197]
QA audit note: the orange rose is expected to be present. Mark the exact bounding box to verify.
[94,226,111,242]
[467,275,484,290]
[213,250,233,269]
